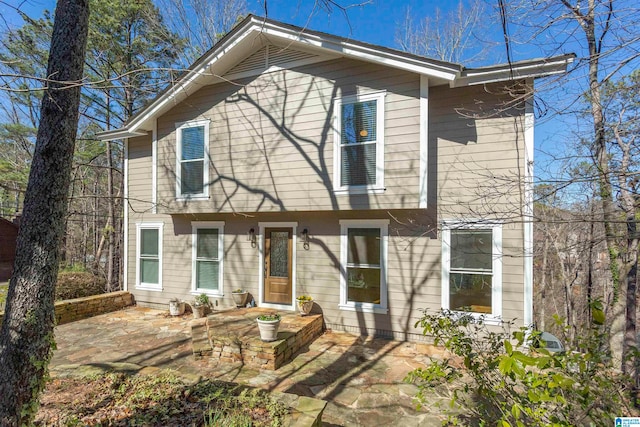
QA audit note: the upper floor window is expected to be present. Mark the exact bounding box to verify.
[333,92,385,194]
[176,120,209,199]
[441,221,502,322]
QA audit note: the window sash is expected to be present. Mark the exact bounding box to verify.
[140,258,159,284]
[340,222,387,311]
[340,100,378,187]
[180,159,204,195]
[334,93,384,191]
[192,224,223,294]
[449,272,492,313]
[177,122,208,197]
[341,100,377,145]
[137,224,162,288]
[442,223,502,319]
[196,259,219,290]
[450,230,492,270]
[140,229,159,257]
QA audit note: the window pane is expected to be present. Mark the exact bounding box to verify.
[341,144,376,186]
[269,231,289,277]
[141,259,159,284]
[140,229,158,256]
[197,229,219,259]
[341,100,377,145]
[450,230,492,270]
[449,273,492,313]
[348,228,380,265]
[181,126,204,160]
[181,160,204,194]
[347,267,380,303]
[196,260,219,290]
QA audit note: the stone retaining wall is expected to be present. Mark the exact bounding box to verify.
[0,291,134,327]
[211,315,323,370]
[192,309,324,370]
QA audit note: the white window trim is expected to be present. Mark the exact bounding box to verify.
[135,222,164,291]
[441,220,503,324]
[191,221,225,297]
[175,119,210,200]
[339,219,389,314]
[333,91,386,195]
[258,221,297,311]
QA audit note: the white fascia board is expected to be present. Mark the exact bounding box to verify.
[451,55,574,87]
[256,23,459,81]
[127,27,257,134]
[95,128,147,141]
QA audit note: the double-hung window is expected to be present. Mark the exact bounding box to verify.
[339,219,389,313]
[136,223,163,290]
[192,222,224,296]
[176,120,209,199]
[334,92,385,193]
[442,222,502,321]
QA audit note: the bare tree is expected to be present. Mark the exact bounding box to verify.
[505,0,640,384]
[395,0,494,65]
[0,0,89,423]
[157,0,248,66]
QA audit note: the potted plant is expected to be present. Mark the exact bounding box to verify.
[231,288,249,308]
[168,298,185,316]
[256,313,281,342]
[296,295,314,316]
[192,293,209,319]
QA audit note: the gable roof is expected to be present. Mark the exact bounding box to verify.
[96,15,574,141]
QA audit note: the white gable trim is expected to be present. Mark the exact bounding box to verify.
[451,54,575,87]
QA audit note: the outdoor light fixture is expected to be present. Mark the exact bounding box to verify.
[248,228,256,248]
[301,228,310,250]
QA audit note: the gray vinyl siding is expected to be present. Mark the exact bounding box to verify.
[125,210,526,339]
[127,135,154,214]
[125,55,531,336]
[430,83,528,217]
[155,58,421,213]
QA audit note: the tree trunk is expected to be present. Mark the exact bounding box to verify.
[0,0,89,424]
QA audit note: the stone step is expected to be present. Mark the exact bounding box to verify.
[192,308,324,370]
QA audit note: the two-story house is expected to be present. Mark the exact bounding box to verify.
[97,16,573,340]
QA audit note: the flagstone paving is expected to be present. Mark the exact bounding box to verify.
[50,307,451,426]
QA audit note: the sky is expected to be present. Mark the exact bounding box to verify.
[0,0,613,188]
[1,0,512,61]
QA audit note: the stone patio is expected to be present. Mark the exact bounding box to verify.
[192,308,324,370]
[50,307,451,425]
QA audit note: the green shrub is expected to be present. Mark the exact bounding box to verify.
[405,310,634,426]
[56,271,106,300]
